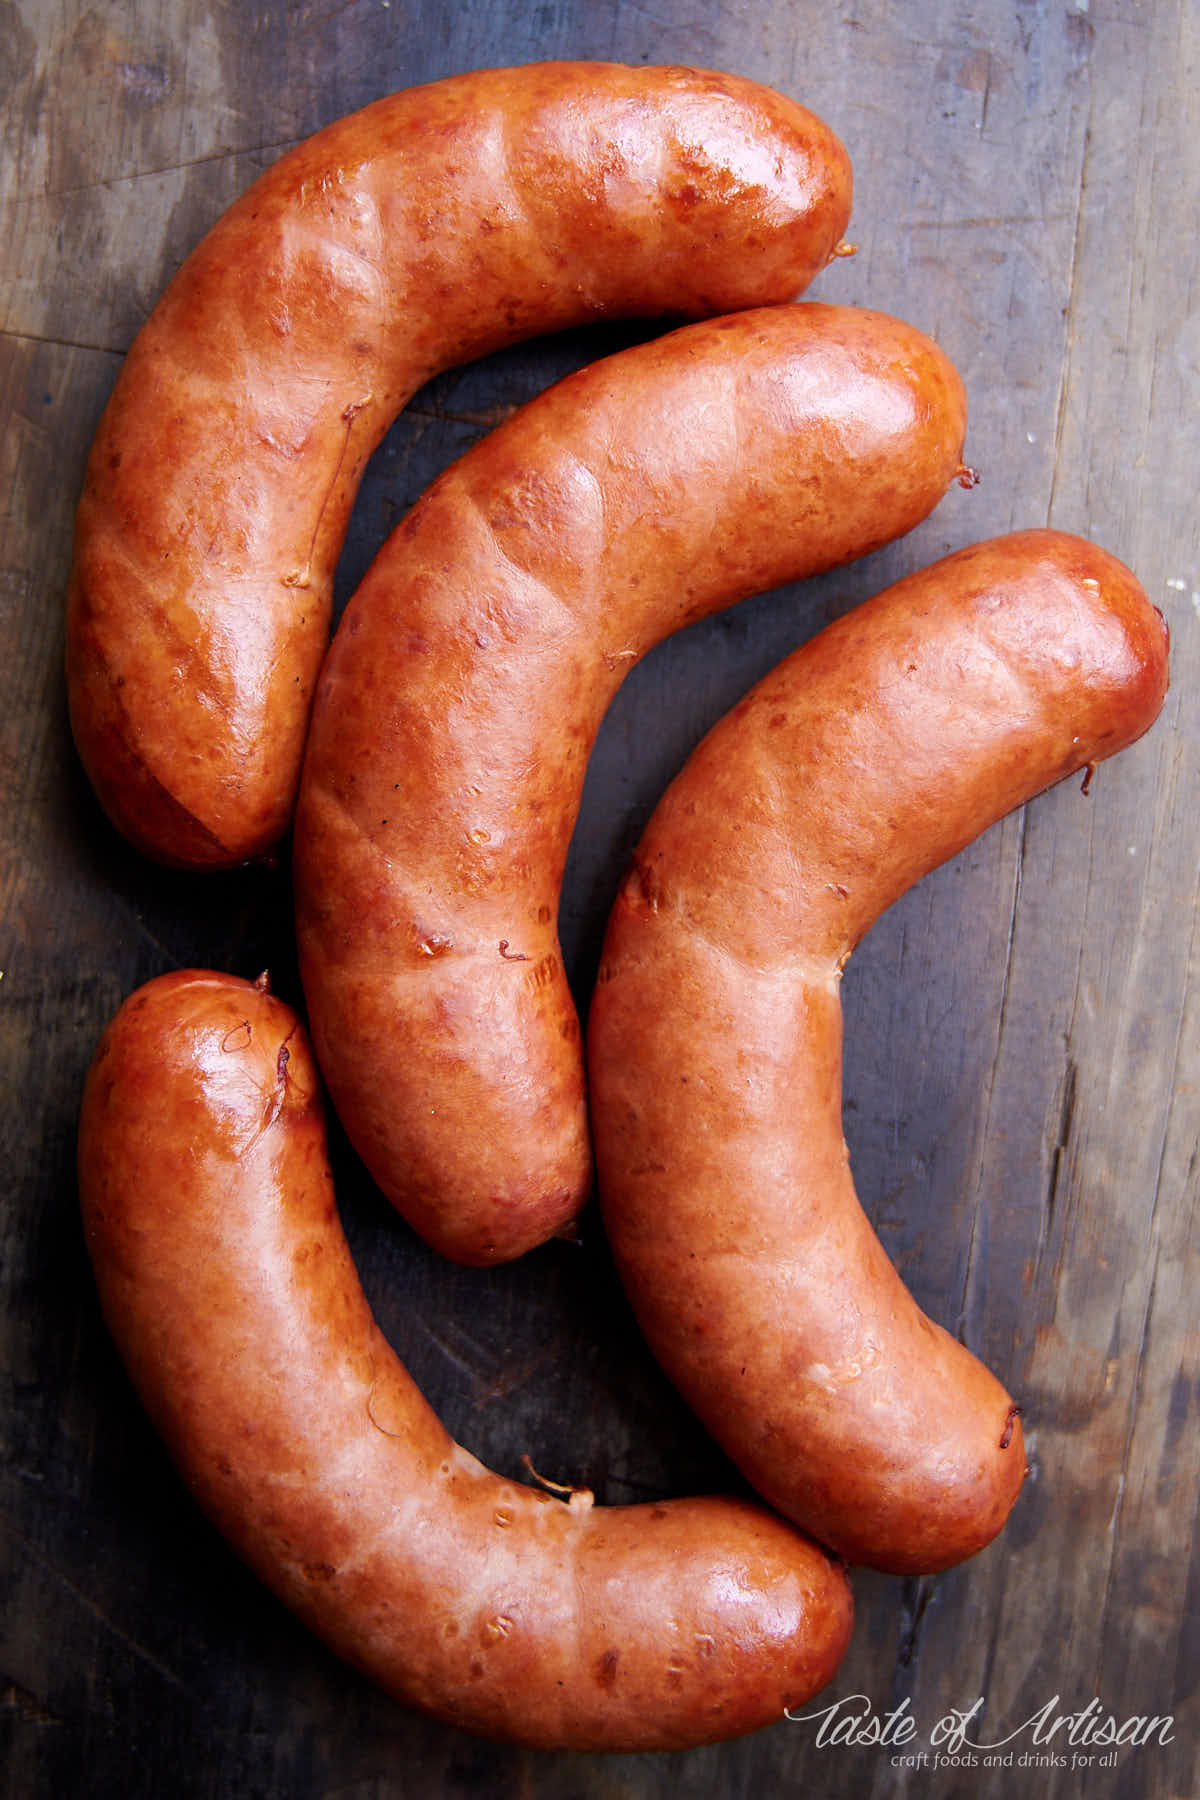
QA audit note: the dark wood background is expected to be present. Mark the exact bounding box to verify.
[2,2,1196,1795]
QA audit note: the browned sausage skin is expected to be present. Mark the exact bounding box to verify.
[293,302,971,1266]
[78,970,852,1750]
[587,531,1169,1574]
[65,62,853,871]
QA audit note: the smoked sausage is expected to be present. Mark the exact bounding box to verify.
[77,970,853,1750]
[294,302,972,1264]
[586,530,1170,1573]
[65,62,853,870]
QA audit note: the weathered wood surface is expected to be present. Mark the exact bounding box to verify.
[2,1,1196,1795]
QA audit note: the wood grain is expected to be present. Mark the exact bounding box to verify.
[2,1,1196,1795]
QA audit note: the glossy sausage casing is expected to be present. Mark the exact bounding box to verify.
[587,531,1169,1573]
[66,62,852,870]
[77,970,853,1750]
[294,302,970,1265]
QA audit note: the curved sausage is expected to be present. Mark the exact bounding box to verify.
[65,62,853,871]
[78,970,853,1751]
[294,302,971,1265]
[586,531,1170,1573]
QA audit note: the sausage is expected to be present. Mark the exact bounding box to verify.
[65,62,853,871]
[77,969,853,1751]
[293,302,972,1265]
[586,531,1170,1573]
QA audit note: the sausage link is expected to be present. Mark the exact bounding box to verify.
[66,62,852,870]
[78,970,853,1750]
[586,530,1169,1573]
[294,302,970,1264]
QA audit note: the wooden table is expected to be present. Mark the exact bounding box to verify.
[2,3,1196,1795]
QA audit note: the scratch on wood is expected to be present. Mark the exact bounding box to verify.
[1047,94,1096,526]
[12,137,301,206]
[1089,1238,1161,1693]
[980,51,994,134]
[0,326,124,358]
[957,807,1029,1341]
[110,895,194,970]
[894,1573,936,1673]
[973,1580,1014,1727]
[407,401,520,430]
[0,1513,189,1690]
[1159,1368,1193,1504]
[1044,1057,1079,1240]
[410,1315,499,1398]
[908,214,1063,230]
